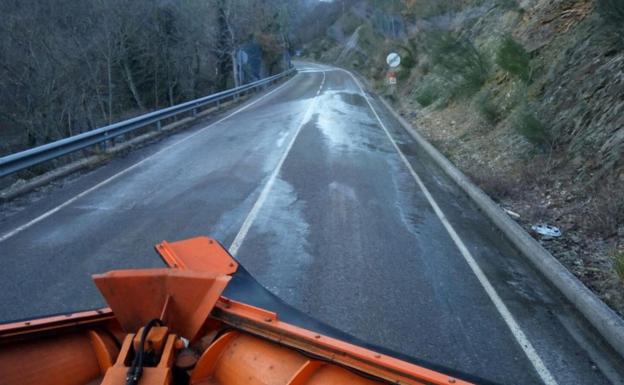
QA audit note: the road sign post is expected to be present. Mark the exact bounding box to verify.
[387,71,397,85]
[385,52,401,89]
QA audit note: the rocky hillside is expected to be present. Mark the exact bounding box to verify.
[303,0,624,316]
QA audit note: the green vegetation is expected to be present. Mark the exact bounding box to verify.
[497,0,519,10]
[613,250,624,281]
[413,76,447,107]
[398,55,416,81]
[401,54,416,71]
[402,0,485,19]
[496,36,531,82]
[414,84,439,107]
[513,107,549,145]
[428,32,489,98]
[475,91,501,124]
[598,0,624,33]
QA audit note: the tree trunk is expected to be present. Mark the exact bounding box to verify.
[122,59,145,110]
[153,57,159,108]
[168,82,175,106]
[107,55,113,123]
[216,0,231,90]
[231,51,240,88]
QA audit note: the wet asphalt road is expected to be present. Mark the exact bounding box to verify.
[0,63,622,385]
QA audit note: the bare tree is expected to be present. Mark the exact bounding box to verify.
[0,0,299,157]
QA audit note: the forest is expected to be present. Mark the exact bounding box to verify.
[0,0,301,155]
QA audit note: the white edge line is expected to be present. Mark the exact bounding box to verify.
[229,71,326,256]
[0,74,298,244]
[341,68,558,385]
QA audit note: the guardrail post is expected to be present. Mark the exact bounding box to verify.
[99,137,110,152]
[156,120,162,131]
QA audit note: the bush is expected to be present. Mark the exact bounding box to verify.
[497,0,518,10]
[428,32,490,98]
[598,0,624,32]
[496,36,531,82]
[476,91,501,124]
[413,77,445,107]
[403,0,463,19]
[415,87,438,107]
[396,54,415,82]
[401,54,416,70]
[513,108,549,145]
[614,250,624,282]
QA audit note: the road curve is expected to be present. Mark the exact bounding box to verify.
[0,63,622,385]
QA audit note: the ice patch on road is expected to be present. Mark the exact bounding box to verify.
[275,129,289,148]
[237,177,313,304]
[210,184,263,244]
[387,156,426,236]
[316,91,383,153]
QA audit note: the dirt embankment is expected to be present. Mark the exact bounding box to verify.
[305,0,624,316]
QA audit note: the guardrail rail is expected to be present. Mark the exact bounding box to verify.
[0,68,296,179]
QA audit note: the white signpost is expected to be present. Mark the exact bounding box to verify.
[386,52,401,68]
[386,52,401,86]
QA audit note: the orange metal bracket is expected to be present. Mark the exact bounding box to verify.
[93,269,230,341]
[0,308,115,339]
[101,331,178,385]
[156,236,238,274]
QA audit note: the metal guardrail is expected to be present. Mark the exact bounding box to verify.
[0,68,296,178]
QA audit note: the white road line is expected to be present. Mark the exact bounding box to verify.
[342,69,558,385]
[229,71,326,256]
[0,75,299,244]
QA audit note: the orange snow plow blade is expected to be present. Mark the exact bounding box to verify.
[0,236,475,385]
